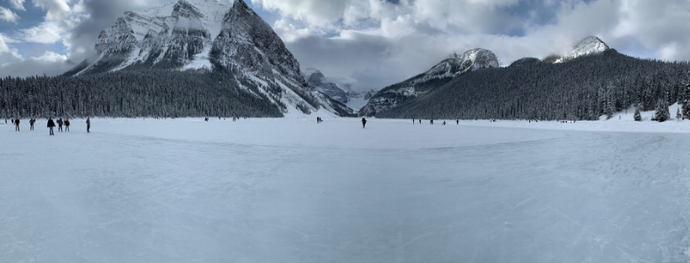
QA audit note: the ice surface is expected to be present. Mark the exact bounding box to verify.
[2,117,690,262]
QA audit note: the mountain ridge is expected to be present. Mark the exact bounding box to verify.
[358,48,499,116]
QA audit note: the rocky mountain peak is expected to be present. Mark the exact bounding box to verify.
[63,0,354,117]
[307,70,327,84]
[554,36,609,63]
[419,48,499,84]
[232,0,250,10]
[571,36,609,57]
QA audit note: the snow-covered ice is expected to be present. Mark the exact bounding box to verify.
[2,117,690,262]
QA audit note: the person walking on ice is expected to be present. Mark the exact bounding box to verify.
[64,118,70,132]
[57,118,63,132]
[86,117,91,133]
[29,118,35,131]
[47,117,55,136]
[14,118,20,131]
[361,117,367,128]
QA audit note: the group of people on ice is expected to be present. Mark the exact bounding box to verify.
[413,119,460,125]
[8,117,89,135]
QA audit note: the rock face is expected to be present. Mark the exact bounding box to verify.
[421,48,499,83]
[307,70,348,103]
[68,0,352,116]
[359,48,499,117]
[554,36,609,63]
[304,70,378,112]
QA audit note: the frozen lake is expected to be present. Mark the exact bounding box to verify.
[2,118,690,262]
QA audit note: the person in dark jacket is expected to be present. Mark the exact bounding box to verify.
[47,117,56,135]
[15,118,20,131]
[57,118,63,132]
[64,118,70,132]
[29,118,35,131]
[86,117,91,133]
[361,117,367,128]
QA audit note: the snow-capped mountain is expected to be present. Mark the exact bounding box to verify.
[359,48,499,116]
[304,69,377,112]
[554,36,609,63]
[66,0,351,117]
[419,48,499,84]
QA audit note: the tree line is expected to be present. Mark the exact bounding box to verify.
[0,69,285,119]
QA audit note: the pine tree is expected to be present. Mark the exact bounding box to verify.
[634,107,642,121]
[655,99,670,122]
[680,83,690,117]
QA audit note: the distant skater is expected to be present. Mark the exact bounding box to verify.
[47,117,55,136]
[64,118,70,132]
[86,117,91,133]
[419,119,421,124]
[456,119,459,125]
[362,117,367,128]
[14,118,20,131]
[29,118,35,131]
[430,119,434,125]
[443,121,446,125]
[57,118,63,132]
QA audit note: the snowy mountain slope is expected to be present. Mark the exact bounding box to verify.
[554,36,609,63]
[304,69,377,112]
[359,48,499,116]
[65,0,351,117]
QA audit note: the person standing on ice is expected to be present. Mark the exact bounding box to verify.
[57,118,63,132]
[361,117,367,128]
[29,118,35,131]
[64,118,70,132]
[14,118,20,131]
[47,117,55,136]
[86,117,91,133]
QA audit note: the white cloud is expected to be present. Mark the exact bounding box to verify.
[35,50,68,62]
[18,21,64,43]
[252,0,349,29]
[0,34,10,53]
[273,19,318,42]
[8,0,26,11]
[0,6,20,23]
[0,51,72,77]
[31,0,72,21]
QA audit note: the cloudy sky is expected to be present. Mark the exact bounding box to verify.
[0,0,688,90]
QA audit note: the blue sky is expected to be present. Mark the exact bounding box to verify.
[0,0,688,90]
